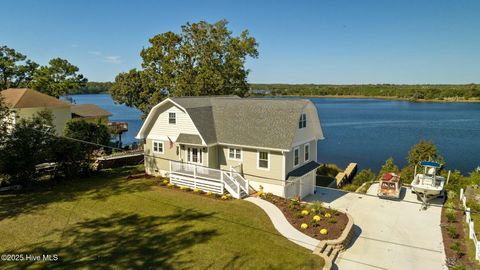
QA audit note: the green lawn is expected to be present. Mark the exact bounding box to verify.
[0,167,323,269]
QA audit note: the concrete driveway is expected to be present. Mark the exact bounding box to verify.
[305,184,447,270]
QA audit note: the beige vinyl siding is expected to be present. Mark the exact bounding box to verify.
[147,103,203,142]
[291,102,323,146]
[208,145,219,168]
[218,146,283,185]
[15,106,71,135]
[284,139,317,176]
[144,138,180,176]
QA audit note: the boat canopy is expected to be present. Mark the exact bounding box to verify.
[420,161,441,168]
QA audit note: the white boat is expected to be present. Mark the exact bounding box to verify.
[411,161,445,198]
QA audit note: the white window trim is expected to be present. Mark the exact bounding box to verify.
[299,113,307,129]
[228,147,243,161]
[168,112,176,124]
[304,143,310,162]
[257,150,270,171]
[293,146,300,167]
[152,140,164,154]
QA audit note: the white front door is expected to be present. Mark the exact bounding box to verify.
[187,147,203,165]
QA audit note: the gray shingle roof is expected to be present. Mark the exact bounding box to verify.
[170,96,311,149]
[287,161,320,179]
[176,133,203,145]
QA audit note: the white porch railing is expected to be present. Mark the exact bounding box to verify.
[231,167,248,194]
[460,188,480,261]
[169,160,247,199]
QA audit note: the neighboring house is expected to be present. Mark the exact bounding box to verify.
[71,104,111,123]
[136,96,324,198]
[0,88,71,135]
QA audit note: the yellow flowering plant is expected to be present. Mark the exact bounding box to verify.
[301,223,308,230]
[313,215,321,222]
[320,229,328,235]
[301,210,309,216]
[324,213,331,218]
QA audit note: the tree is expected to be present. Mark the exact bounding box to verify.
[0,95,11,145]
[0,45,38,90]
[378,157,399,178]
[64,119,111,158]
[407,139,444,167]
[352,169,375,186]
[110,20,258,116]
[30,58,87,97]
[0,110,55,184]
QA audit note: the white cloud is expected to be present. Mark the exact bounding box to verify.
[103,56,122,64]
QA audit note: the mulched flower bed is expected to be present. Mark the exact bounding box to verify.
[441,198,478,269]
[260,192,348,240]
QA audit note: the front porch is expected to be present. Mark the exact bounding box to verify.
[169,160,249,199]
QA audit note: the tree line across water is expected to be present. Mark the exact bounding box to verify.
[250,83,480,101]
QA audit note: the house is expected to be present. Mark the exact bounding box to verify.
[0,88,71,135]
[71,104,111,124]
[136,96,324,198]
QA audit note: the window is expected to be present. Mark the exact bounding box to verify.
[298,113,307,129]
[169,112,176,124]
[304,143,310,161]
[294,147,299,166]
[258,151,269,169]
[228,148,242,160]
[153,141,164,154]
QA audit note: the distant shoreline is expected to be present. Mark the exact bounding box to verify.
[68,92,480,104]
[267,94,480,103]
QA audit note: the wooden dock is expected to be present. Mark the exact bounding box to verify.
[334,163,358,188]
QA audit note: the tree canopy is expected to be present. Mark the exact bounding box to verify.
[30,58,87,97]
[0,45,38,90]
[110,20,258,116]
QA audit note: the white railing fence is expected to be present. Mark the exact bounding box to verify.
[459,188,480,261]
[231,166,248,194]
[169,160,248,199]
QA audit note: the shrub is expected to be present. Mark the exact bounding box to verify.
[309,200,323,212]
[446,225,459,239]
[289,200,300,210]
[452,264,470,270]
[342,184,359,192]
[317,164,342,177]
[293,211,303,219]
[446,209,457,222]
[300,223,308,230]
[352,169,375,186]
[328,218,337,224]
[450,241,463,258]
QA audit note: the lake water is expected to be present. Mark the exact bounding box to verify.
[67,94,480,173]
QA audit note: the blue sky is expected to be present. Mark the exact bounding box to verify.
[1,0,479,83]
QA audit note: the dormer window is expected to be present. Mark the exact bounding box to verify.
[299,113,306,129]
[169,112,176,124]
